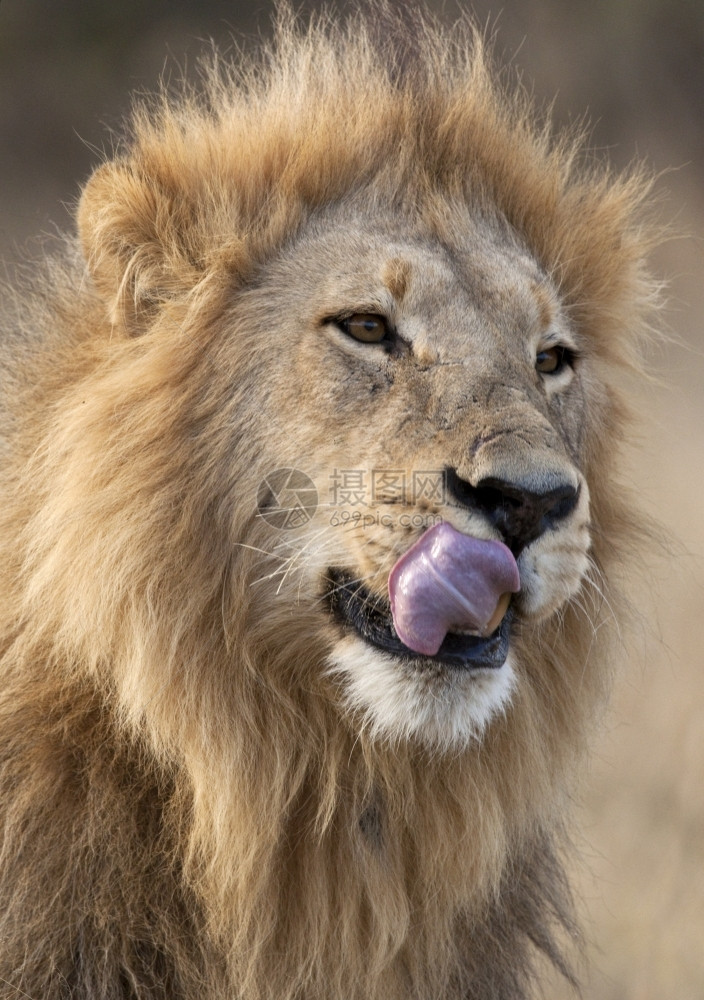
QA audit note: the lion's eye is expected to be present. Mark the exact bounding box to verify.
[338,314,389,344]
[536,345,573,375]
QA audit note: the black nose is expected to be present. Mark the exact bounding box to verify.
[445,468,580,556]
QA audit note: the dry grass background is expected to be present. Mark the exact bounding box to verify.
[559,232,704,998]
[1,2,702,997]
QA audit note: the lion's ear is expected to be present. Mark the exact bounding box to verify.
[77,161,202,335]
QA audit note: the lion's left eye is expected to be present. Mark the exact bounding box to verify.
[337,314,389,344]
[536,345,574,375]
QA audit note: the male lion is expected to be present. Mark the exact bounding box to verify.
[0,9,659,1000]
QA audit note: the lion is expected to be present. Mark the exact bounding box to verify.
[0,8,659,1000]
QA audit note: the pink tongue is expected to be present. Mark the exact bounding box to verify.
[388,522,520,656]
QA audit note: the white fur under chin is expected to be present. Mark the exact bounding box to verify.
[328,636,516,752]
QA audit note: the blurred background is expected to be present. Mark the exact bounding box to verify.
[1,2,702,997]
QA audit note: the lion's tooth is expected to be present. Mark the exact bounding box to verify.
[481,592,512,637]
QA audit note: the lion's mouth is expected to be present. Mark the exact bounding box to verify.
[327,569,513,671]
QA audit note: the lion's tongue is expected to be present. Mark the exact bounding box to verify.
[388,522,520,656]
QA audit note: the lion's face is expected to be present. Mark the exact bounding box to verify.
[244,202,592,749]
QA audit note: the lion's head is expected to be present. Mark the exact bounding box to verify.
[0,9,659,999]
[165,198,592,752]
[242,202,593,749]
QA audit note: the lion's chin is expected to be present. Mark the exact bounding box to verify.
[327,636,516,751]
[325,568,517,749]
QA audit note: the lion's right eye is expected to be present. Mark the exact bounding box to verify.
[536,345,575,376]
[337,314,389,344]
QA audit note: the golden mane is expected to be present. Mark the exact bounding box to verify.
[0,7,660,999]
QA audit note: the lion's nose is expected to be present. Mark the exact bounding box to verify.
[445,468,580,557]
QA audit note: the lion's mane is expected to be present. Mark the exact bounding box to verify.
[0,8,659,1000]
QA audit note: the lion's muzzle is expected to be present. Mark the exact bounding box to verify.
[445,467,580,556]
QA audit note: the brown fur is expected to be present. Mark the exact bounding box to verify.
[0,7,660,999]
